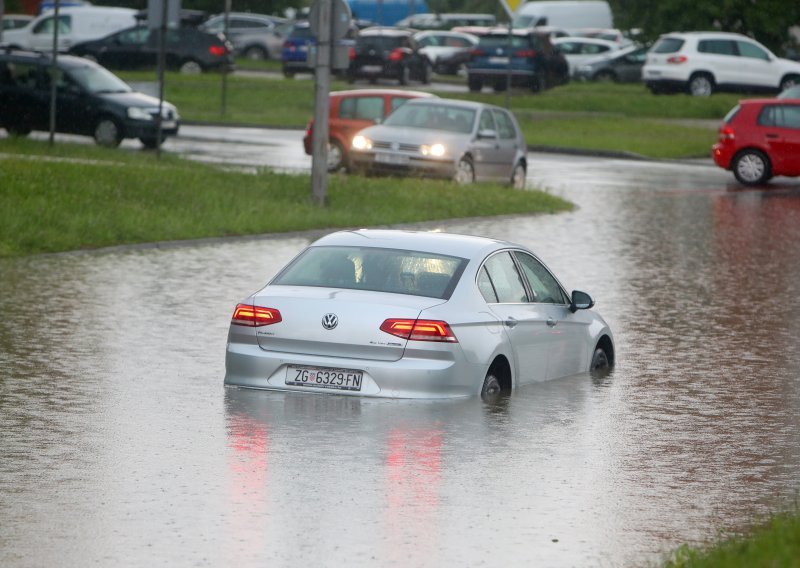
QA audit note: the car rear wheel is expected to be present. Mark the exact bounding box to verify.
[595,70,617,83]
[780,74,800,91]
[243,46,268,60]
[398,65,410,85]
[327,140,346,172]
[480,372,502,400]
[94,118,122,148]
[467,76,482,92]
[733,149,772,186]
[140,135,166,149]
[688,73,713,96]
[179,60,203,74]
[511,162,526,189]
[590,347,610,371]
[454,157,475,184]
[420,60,431,84]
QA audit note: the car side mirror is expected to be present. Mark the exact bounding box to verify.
[477,128,497,139]
[569,290,594,313]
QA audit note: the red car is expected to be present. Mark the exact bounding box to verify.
[712,98,800,185]
[303,89,436,172]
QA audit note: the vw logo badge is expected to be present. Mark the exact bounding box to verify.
[321,313,338,330]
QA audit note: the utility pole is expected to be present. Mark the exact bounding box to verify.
[48,0,60,146]
[310,0,333,207]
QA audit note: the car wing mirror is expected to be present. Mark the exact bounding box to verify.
[477,128,497,139]
[569,290,594,313]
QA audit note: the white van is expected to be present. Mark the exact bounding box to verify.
[0,6,137,52]
[513,1,613,31]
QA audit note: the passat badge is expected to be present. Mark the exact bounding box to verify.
[321,313,338,330]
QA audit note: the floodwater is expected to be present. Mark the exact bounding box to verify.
[2,152,800,568]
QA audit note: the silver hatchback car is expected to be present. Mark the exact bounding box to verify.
[224,230,614,399]
[350,98,528,188]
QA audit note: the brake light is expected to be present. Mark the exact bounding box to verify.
[667,55,687,64]
[515,49,536,57]
[232,304,282,327]
[470,48,485,57]
[388,48,405,62]
[209,45,227,57]
[380,319,458,342]
[719,126,735,141]
[349,46,355,60]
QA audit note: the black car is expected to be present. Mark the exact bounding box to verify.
[0,50,179,148]
[69,25,234,74]
[467,28,569,92]
[573,44,648,83]
[347,27,431,85]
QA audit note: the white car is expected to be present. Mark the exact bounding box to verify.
[643,31,800,96]
[414,30,479,75]
[224,229,615,399]
[552,36,620,76]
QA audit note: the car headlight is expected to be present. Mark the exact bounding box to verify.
[127,107,153,121]
[352,135,372,151]
[421,143,446,157]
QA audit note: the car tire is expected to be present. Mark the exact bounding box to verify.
[454,157,475,184]
[140,135,165,149]
[531,72,547,93]
[493,80,508,92]
[687,73,713,96]
[467,76,482,92]
[511,162,526,189]
[94,118,122,148]
[420,60,431,84]
[327,140,346,172]
[179,60,203,74]
[595,70,617,83]
[779,74,800,92]
[243,46,268,60]
[283,68,295,79]
[398,65,410,85]
[590,347,610,371]
[733,149,772,186]
[480,372,502,400]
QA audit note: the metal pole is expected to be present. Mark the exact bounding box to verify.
[221,0,230,116]
[505,20,512,109]
[0,0,5,45]
[49,0,61,146]
[310,0,332,207]
[156,0,168,157]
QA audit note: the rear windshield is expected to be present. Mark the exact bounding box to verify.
[479,34,541,50]
[722,104,740,124]
[652,37,685,53]
[289,26,313,39]
[271,246,468,299]
[357,36,403,49]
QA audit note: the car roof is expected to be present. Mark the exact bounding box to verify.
[401,97,495,112]
[311,229,521,258]
[360,26,414,36]
[331,89,436,99]
[0,51,99,70]
[659,31,750,40]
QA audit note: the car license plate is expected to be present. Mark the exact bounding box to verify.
[489,56,509,65]
[285,365,363,391]
[161,121,176,129]
[361,65,382,74]
[375,152,409,165]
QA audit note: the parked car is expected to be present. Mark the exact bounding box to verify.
[224,228,615,399]
[570,27,631,45]
[466,27,569,92]
[69,25,234,74]
[552,36,620,76]
[711,98,800,185]
[395,12,496,30]
[2,14,34,32]
[0,6,137,52]
[414,30,479,75]
[0,50,179,148]
[347,27,430,85]
[200,12,290,60]
[350,98,528,187]
[281,20,357,78]
[777,84,800,99]
[643,31,800,96]
[574,44,648,83]
[303,88,436,172]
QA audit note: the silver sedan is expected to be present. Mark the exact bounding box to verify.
[224,230,614,399]
[350,98,528,188]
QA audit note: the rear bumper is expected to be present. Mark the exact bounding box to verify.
[711,142,734,169]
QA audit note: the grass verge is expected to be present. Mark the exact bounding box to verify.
[0,138,572,258]
[663,509,800,567]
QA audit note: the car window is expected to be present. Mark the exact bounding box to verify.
[556,41,579,54]
[652,37,684,53]
[758,104,800,129]
[480,252,527,303]
[33,15,70,35]
[479,109,497,133]
[118,26,150,45]
[384,102,475,133]
[513,252,568,304]
[697,39,736,56]
[389,96,416,113]
[0,61,40,88]
[479,35,529,50]
[737,41,770,61]
[491,109,516,139]
[271,245,468,299]
[339,96,384,121]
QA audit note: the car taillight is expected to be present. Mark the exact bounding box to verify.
[515,49,536,57]
[349,46,355,60]
[380,319,458,342]
[305,119,314,138]
[232,304,282,327]
[667,55,687,64]
[470,48,485,57]
[388,48,405,61]
[209,45,227,57]
[719,126,735,141]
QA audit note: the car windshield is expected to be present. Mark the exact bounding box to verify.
[479,34,540,50]
[383,102,476,133]
[271,245,468,299]
[68,65,132,94]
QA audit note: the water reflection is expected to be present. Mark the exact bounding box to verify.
[2,157,800,567]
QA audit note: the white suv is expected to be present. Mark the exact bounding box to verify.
[642,31,800,96]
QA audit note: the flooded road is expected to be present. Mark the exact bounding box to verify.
[2,144,800,567]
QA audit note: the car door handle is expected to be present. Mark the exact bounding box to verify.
[505,317,518,328]
[765,133,779,139]
[546,317,557,327]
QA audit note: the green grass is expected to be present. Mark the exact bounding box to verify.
[663,510,800,568]
[0,138,571,258]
